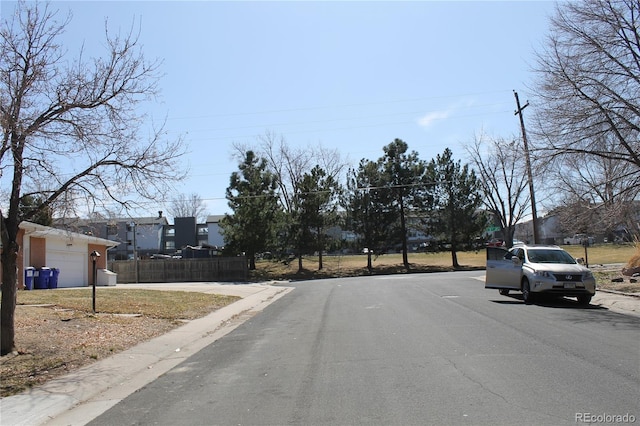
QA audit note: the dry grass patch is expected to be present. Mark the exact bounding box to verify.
[250,251,486,281]
[0,289,239,397]
[562,243,637,266]
[17,288,238,320]
[251,245,636,282]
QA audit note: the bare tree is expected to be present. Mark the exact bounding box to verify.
[252,131,346,212]
[531,0,640,172]
[0,2,186,355]
[167,193,208,222]
[530,0,640,241]
[466,133,531,248]
[548,139,640,238]
[233,131,346,270]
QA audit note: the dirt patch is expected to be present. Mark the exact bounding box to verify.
[593,269,640,295]
[1,288,239,398]
[0,304,180,397]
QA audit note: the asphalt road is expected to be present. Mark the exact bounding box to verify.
[87,271,639,426]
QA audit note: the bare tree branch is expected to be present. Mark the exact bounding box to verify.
[167,193,208,222]
[531,0,640,172]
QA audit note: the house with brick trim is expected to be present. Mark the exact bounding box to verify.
[8,221,119,289]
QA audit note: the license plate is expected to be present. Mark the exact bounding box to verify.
[564,282,576,289]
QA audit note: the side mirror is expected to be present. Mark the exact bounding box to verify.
[511,256,521,265]
[576,257,584,265]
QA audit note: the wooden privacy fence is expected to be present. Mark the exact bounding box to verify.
[109,257,247,283]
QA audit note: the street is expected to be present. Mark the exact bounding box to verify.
[87,272,639,426]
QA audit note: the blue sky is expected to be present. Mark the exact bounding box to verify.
[8,1,558,219]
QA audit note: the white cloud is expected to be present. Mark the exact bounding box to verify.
[417,109,451,128]
[416,98,477,129]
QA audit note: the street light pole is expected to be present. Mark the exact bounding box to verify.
[130,222,138,284]
[90,250,100,313]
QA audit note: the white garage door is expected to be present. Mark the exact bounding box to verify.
[46,250,86,288]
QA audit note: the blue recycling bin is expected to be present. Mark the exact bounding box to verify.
[24,267,35,290]
[49,268,60,289]
[34,267,51,289]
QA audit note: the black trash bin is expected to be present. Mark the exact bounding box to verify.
[49,268,60,289]
[34,267,51,289]
[24,267,35,290]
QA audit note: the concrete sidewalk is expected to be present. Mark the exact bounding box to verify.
[0,282,294,426]
[593,289,640,317]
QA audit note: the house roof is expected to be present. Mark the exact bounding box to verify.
[53,216,169,227]
[20,222,120,247]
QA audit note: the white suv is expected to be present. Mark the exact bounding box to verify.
[485,244,596,305]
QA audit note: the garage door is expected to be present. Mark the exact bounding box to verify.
[46,250,86,288]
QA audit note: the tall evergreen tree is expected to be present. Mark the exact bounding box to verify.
[239,132,348,271]
[296,166,341,270]
[220,151,281,270]
[379,139,427,269]
[344,159,398,270]
[426,148,487,268]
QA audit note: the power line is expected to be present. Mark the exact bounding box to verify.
[170,106,514,144]
[164,90,515,121]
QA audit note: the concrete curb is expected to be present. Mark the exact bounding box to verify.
[0,284,293,426]
[597,288,640,299]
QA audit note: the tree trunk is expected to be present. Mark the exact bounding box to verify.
[451,248,460,269]
[504,227,515,249]
[1,241,19,356]
[317,228,323,270]
[399,200,409,269]
[449,197,459,269]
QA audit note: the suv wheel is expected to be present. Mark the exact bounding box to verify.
[522,278,534,305]
[577,294,592,305]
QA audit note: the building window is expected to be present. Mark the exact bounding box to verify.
[106,224,118,236]
[165,228,175,236]
[164,241,175,250]
[197,227,208,235]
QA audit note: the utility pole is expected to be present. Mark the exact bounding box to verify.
[514,90,540,244]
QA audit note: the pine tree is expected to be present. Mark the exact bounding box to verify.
[221,151,282,270]
[379,139,427,269]
[426,148,487,268]
[344,159,398,270]
[296,166,341,270]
